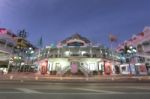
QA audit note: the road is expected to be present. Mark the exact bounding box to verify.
[0,81,150,99]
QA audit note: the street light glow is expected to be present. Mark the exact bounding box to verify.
[31,50,34,54]
[65,51,70,56]
[29,47,32,50]
[133,49,137,53]
[18,57,21,60]
[81,51,86,55]
[129,46,133,49]
[127,50,131,53]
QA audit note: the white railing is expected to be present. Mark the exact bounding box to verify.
[79,65,90,77]
[0,55,9,61]
[0,46,12,54]
[60,66,70,75]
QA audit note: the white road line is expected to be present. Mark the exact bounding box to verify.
[0,92,150,95]
[41,92,150,95]
[129,87,150,90]
[73,88,124,94]
[0,92,23,94]
[16,88,41,94]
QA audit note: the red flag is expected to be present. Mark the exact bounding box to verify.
[109,33,117,42]
[139,32,144,37]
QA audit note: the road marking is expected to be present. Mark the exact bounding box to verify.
[41,92,150,95]
[0,92,23,94]
[0,92,150,95]
[73,88,124,94]
[16,88,41,94]
[129,87,150,90]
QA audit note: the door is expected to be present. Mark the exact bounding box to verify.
[71,61,78,73]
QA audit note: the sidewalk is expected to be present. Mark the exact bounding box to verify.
[0,72,150,83]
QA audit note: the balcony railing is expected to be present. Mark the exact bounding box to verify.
[34,47,120,61]
[0,44,13,54]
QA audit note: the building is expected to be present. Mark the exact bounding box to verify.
[0,28,17,65]
[116,26,150,75]
[0,28,37,73]
[34,33,120,76]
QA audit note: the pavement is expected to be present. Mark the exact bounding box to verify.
[0,81,150,99]
[0,72,150,83]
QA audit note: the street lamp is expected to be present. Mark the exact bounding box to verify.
[127,46,137,75]
[26,47,34,65]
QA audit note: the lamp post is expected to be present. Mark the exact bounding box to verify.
[26,47,34,72]
[127,46,137,76]
[13,56,22,72]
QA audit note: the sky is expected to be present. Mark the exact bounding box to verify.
[0,0,150,48]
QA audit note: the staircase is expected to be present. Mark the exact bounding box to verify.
[79,65,91,77]
[59,66,70,75]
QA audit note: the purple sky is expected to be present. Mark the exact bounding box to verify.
[0,0,150,47]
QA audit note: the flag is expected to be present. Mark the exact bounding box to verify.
[109,33,117,42]
[137,32,145,40]
[37,36,43,48]
[139,32,144,36]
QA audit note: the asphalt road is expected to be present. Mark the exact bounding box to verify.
[0,81,150,99]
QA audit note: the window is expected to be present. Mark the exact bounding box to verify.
[67,42,84,46]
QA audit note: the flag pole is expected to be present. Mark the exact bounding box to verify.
[37,36,43,73]
[110,40,114,75]
[109,33,117,75]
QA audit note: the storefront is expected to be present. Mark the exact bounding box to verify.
[120,64,136,75]
[135,63,147,75]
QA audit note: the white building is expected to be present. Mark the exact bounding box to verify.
[35,33,120,76]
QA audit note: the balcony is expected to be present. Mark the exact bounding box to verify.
[34,47,120,62]
[0,44,13,54]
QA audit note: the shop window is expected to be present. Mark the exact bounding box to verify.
[121,66,126,72]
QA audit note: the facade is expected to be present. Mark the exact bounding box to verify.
[0,28,18,73]
[116,26,150,75]
[116,26,150,56]
[0,28,37,73]
[0,28,17,63]
[35,34,120,76]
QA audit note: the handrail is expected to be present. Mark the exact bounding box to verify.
[79,66,88,77]
[60,66,70,75]
[81,65,90,73]
[78,65,90,77]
